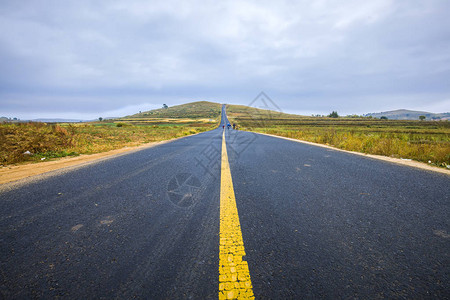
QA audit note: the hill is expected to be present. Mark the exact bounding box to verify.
[226,104,300,120]
[365,109,450,120]
[126,101,222,120]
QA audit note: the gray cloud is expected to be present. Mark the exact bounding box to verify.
[0,0,449,119]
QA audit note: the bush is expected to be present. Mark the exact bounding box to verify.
[328,111,339,118]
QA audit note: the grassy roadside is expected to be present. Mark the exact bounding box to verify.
[1,121,220,167]
[0,122,217,166]
[226,105,450,168]
[1,101,222,166]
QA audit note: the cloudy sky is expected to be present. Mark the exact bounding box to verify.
[1,0,449,119]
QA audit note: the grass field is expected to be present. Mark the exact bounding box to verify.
[0,101,221,166]
[0,122,216,165]
[3,100,448,168]
[226,105,450,168]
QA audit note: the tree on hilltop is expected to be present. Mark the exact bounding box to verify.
[328,111,339,118]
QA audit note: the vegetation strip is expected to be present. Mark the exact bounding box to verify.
[1,102,221,167]
[225,104,450,168]
[219,130,254,299]
[259,132,450,175]
[0,121,215,166]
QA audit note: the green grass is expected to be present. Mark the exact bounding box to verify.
[226,105,450,168]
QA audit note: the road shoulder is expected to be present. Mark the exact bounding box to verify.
[0,138,182,185]
[257,132,450,176]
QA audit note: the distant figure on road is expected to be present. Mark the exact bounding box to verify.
[222,125,225,129]
[232,123,236,129]
[227,123,231,130]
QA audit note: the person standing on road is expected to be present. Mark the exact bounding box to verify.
[232,123,236,129]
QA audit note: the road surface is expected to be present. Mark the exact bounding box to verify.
[1,105,449,299]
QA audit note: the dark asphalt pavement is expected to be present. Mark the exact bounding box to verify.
[1,106,449,299]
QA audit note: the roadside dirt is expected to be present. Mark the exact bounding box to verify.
[260,133,450,176]
[0,139,174,185]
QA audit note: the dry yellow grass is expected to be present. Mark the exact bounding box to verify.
[226,105,450,168]
[0,121,216,166]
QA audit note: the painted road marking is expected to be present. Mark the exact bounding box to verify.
[219,130,254,300]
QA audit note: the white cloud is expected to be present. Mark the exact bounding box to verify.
[0,0,449,118]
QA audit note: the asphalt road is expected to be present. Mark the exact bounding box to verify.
[1,106,449,299]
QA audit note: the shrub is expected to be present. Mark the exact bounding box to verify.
[328,111,339,118]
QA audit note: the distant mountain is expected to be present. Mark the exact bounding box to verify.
[365,109,450,120]
[31,118,86,123]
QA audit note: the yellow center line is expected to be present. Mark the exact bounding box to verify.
[219,130,255,300]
